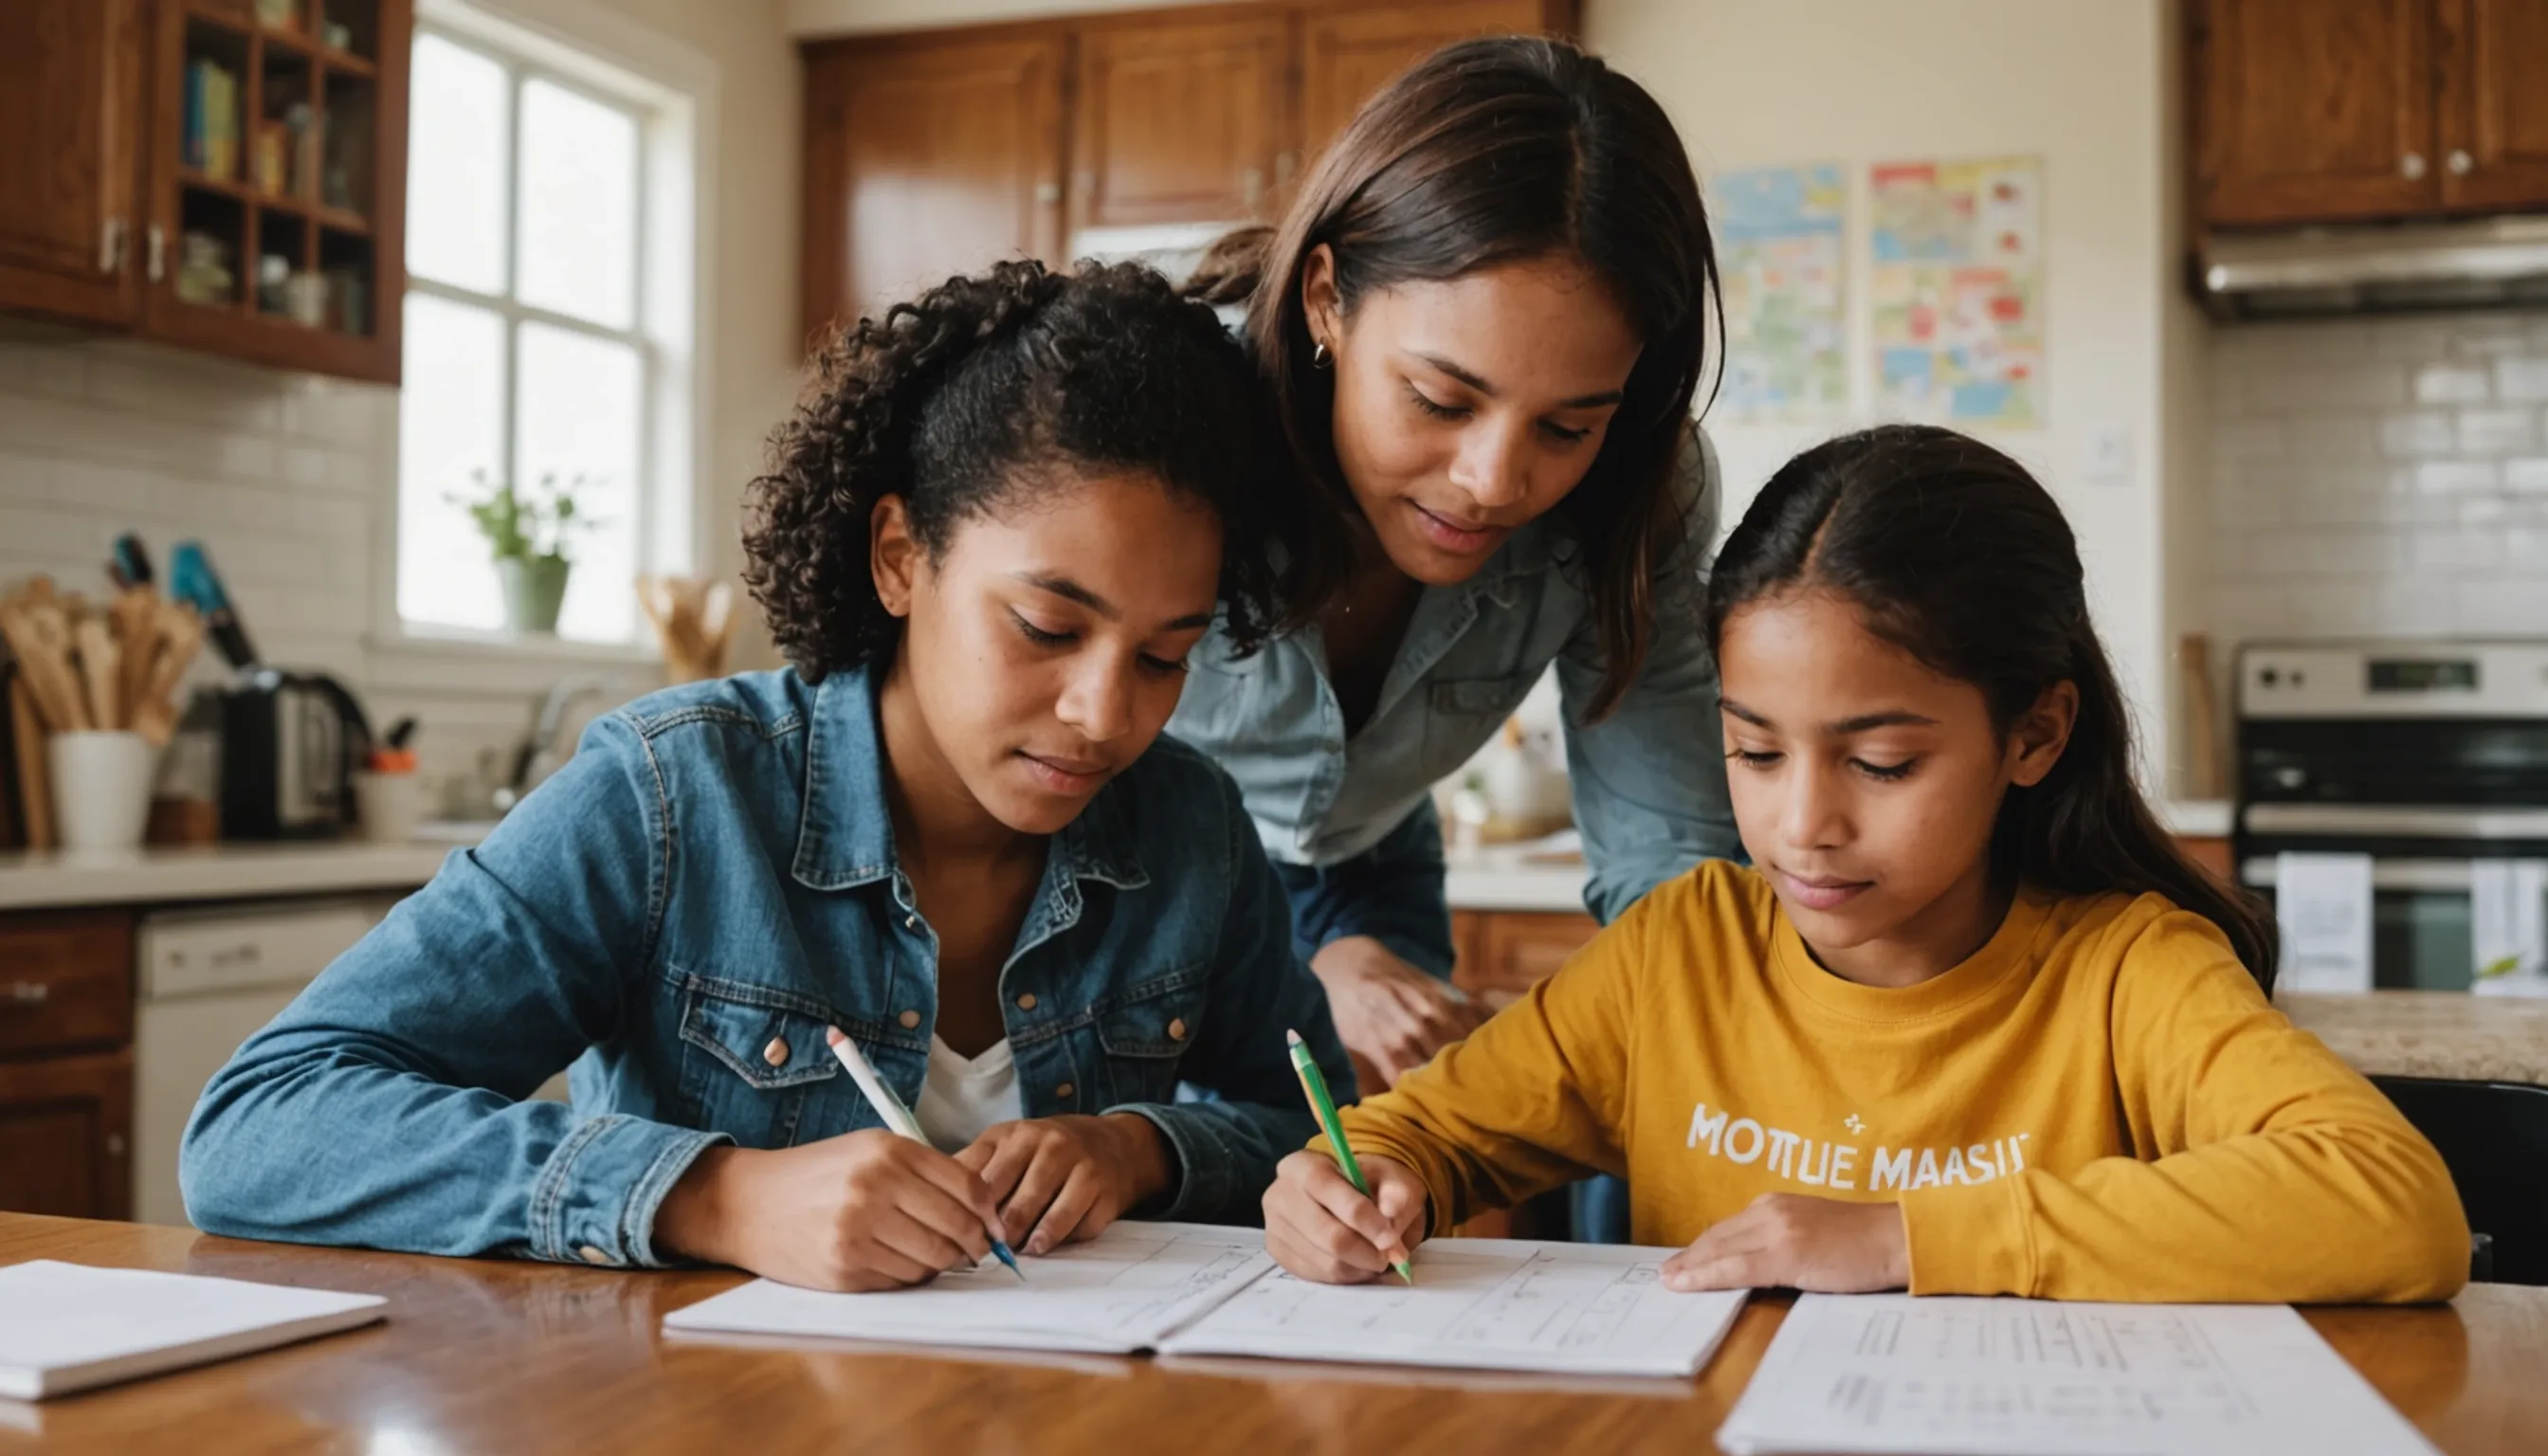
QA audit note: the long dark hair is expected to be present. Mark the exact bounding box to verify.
[1188,36,1720,718]
[744,260,1296,679]
[1704,425,2279,990]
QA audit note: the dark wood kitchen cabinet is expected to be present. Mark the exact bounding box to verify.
[1067,12,1290,235]
[2191,0,2548,227]
[2436,0,2548,210]
[1299,0,1559,164]
[0,910,136,1222]
[0,0,148,327]
[799,30,1066,352]
[0,1052,135,1221]
[799,0,1574,341]
[0,0,410,384]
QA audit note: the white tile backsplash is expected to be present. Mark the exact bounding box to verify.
[2206,312,2548,647]
[0,324,607,816]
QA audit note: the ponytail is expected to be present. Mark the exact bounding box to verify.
[1705,426,2280,990]
[1183,224,1273,308]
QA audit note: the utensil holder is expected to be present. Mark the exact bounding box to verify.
[47,730,155,853]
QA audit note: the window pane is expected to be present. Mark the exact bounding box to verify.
[516,79,638,328]
[406,36,509,293]
[397,294,507,631]
[515,323,641,643]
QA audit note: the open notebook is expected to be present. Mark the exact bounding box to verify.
[0,1261,387,1400]
[663,1223,1747,1378]
[1156,1237,1744,1377]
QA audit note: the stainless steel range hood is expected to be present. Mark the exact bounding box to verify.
[2196,214,2548,318]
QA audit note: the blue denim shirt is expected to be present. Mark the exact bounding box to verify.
[1168,429,1741,938]
[181,665,1352,1268]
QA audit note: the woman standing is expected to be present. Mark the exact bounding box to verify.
[1180,37,1739,1096]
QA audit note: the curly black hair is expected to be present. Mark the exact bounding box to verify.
[743,259,1301,680]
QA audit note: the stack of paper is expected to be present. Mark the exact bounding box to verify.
[1158,1238,1744,1377]
[1715,1293,2440,1456]
[664,1225,1746,1379]
[0,1261,387,1400]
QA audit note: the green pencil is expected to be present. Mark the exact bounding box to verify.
[1286,1028,1415,1285]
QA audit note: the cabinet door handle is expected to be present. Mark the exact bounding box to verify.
[99,217,126,274]
[147,224,166,282]
[5,982,49,1007]
[1241,166,1265,210]
[2448,149,2473,176]
[1275,150,1298,186]
[2400,152,2428,179]
[1034,180,1061,205]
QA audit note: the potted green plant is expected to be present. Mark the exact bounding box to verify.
[452,469,597,635]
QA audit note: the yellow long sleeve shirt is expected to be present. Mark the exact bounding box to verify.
[1332,862,2468,1303]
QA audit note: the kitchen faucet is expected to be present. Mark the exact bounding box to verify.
[499,672,622,810]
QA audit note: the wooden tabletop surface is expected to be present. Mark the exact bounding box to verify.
[6,1213,2547,1455]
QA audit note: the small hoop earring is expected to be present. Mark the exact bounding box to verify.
[1311,340,1333,370]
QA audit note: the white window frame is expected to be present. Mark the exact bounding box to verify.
[374,0,715,689]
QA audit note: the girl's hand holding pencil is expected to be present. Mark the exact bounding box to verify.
[1266,1027,1427,1285]
[653,1025,1020,1293]
[652,1131,1012,1293]
[1263,1149,1429,1285]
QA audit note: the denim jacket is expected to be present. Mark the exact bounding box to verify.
[181,665,1352,1268]
[1167,428,1742,939]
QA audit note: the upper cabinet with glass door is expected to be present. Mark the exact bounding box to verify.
[0,0,410,382]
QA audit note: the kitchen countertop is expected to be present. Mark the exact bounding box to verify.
[1443,800,2235,915]
[0,803,2235,918]
[0,841,462,912]
[2281,991,2548,1087]
[1445,844,1590,914]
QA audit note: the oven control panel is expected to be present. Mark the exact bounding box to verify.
[2239,641,2548,719]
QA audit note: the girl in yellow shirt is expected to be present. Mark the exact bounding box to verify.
[1265,424,2469,1303]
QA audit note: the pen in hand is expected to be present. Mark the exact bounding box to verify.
[825,1026,1027,1283]
[1286,1028,1415,1285]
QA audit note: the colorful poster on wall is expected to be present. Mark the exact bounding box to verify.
[1868,155,2044,428]
[1713,163,1847,423]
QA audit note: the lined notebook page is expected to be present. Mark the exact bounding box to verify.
[1159,1239,1746,1377]
[663,1222,1274,1355]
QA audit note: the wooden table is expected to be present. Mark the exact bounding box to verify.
[6,1214,2547,1455]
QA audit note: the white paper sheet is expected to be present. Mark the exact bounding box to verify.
[2277,851,2375,992]
[0,1261,386,1400]
[660,1221,1273,1355]
[1156,1238,1746,1378]
[1715,1294,2438,1456]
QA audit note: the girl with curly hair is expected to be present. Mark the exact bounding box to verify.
[183,260,1354,1293]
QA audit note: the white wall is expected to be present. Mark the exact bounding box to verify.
[1589,0,2179,791]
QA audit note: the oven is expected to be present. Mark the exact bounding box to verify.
[2233,641,2548,991]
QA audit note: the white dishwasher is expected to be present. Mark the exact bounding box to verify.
[134,897,392,1228]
